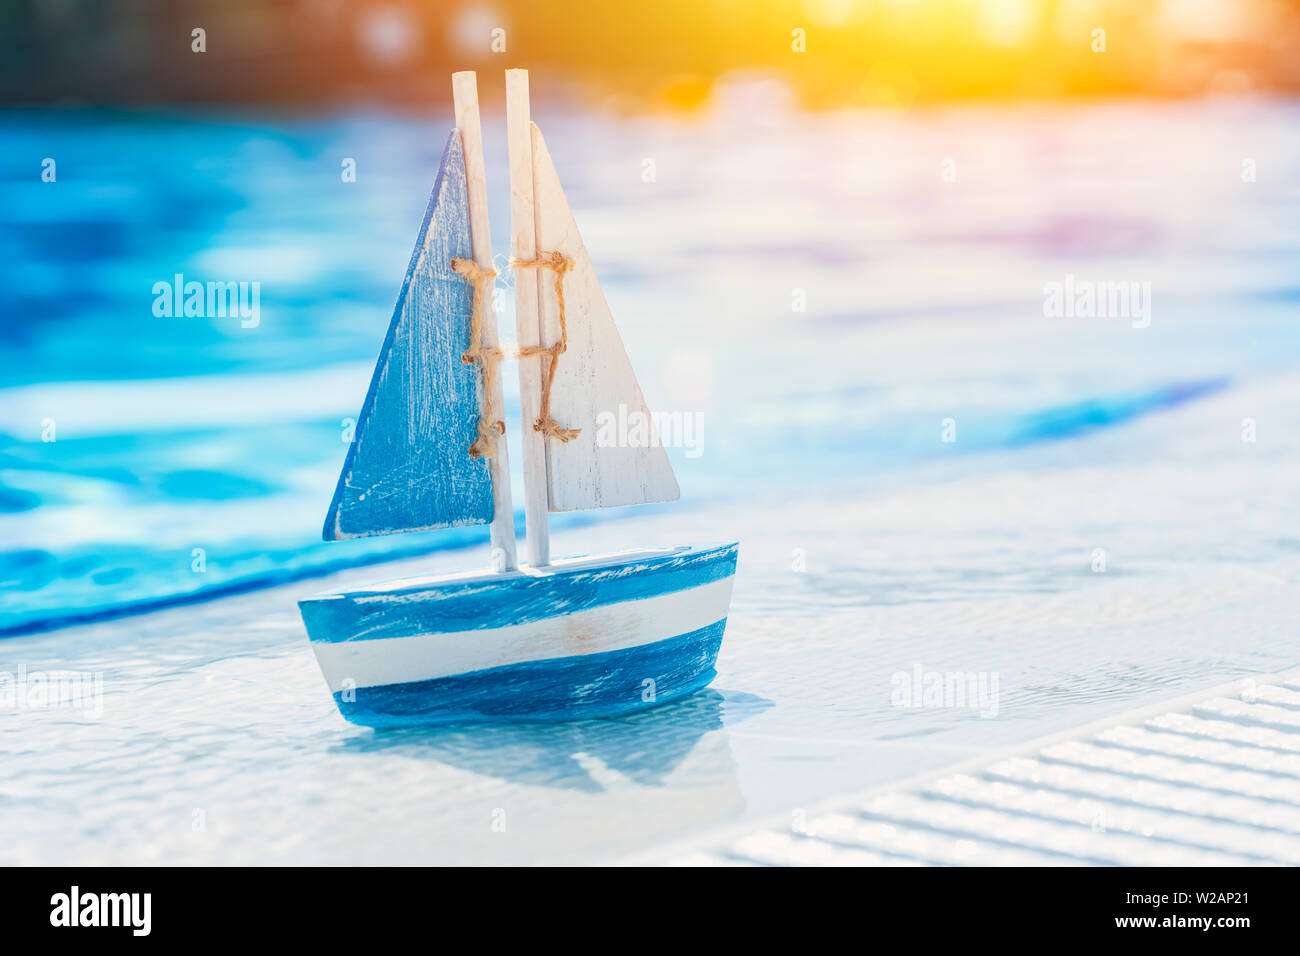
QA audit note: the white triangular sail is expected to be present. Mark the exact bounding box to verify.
[528,123,680,513]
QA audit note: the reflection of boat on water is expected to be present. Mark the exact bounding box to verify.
[330,689,771,863]
[298,69,738,726]
[337,688,771,791]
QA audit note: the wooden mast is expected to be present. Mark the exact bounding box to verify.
[453,71,517,572]
[506,68,551,567]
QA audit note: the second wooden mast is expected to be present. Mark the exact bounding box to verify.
[505,68,552,568]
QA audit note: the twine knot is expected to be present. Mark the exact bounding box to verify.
[510,252,580,443]
[450,257,505,459]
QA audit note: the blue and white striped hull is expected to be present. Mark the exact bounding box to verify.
[298,543,738,727]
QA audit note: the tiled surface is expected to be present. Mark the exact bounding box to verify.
[665,672,1300,866]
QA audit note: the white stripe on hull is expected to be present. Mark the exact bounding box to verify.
[311,575,735,692]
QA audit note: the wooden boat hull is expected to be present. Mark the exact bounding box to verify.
[299,543,738,727]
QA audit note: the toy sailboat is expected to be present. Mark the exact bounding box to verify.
[298,70,738,727]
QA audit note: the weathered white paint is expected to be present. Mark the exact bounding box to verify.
[311,574,734,690]
[530,123,680,512]
[506,69,552,566]
[452,71,517,571]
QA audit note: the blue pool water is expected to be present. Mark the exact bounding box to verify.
[2,99,1299,635]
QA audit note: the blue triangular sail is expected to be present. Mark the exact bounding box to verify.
[323,131,495,540]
